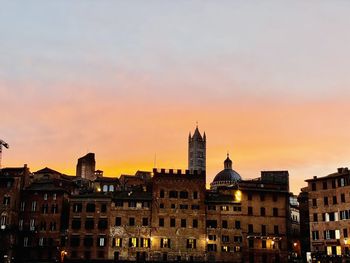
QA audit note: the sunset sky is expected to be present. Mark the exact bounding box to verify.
[1,1,350,194]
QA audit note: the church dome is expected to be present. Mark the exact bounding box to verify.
[211,154,241,189]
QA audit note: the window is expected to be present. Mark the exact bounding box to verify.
[323,181,328,190]
[193,191,198,199]
[324,197,328,206]
[181,219,186,228]
[332,179,336,189]
[129,237,138,247]
[128,201,136,208]
[50,222,56,231]
[206,220,217,228]
[101,204,107,213]
[43,193,48,200]
[86,203,95,212]
[169,191,178,198]
[260,207,265,216]
[193,219,198,228]
[53,193,56,200]
[180,191,189,199]
[24,237,29,247]
[248,239,254,248]
[234,236,242,243]
[20,202,25,211]
[179,204,188,209]
[0,215,7,229]
[129,217,135,226]
[274,225,279,235]
[273,208,278,217]
[191,205,200,210]
[72,219,81,230]
[115,217,121,226]
[312,199,317,207]
[261,225,266,235]
[171,204,176,209]
[248,206,253,215]
[208,235,216,241]
[222,246,229,252]
[235,221,241,229]
[248,224,253,233]
[31,201,37,212]
[103,185,108,192]
[222,235,229,243]
[70,236,80,247]
[115,201,123,207]
[221,206,229,211]
[311,183,316,191]
[51,204,58,214]
[333,196,337,205]
[40,221,46,231]
[170,218,176,227]
[30,219,35,231]
[19,219,23,230]
[42,204,48,214]
[160,190,165,198]
[160,203,165,209]
[3,196,10,205]
[73,203,82,213]
[313,213,318,222]
[341,194,346,203]
[159,218,164,227]
[222,220,228,229]
[344,229,348,238]
[141,238,150,248]
[109,185,114,192]
[207,244,217,252]
[142,218,148,226]
[233,206,241,211]
[312,231,319,240]
[113,238,122,247]
[98,219,108,230]
[340,178,345,187]
[262,240,266,248]
[85,219,94,230]
[161,238,170,248]
[187,239,196,249]
[84,236,93,247]
[98,237,106,247]
[39,237,44,246]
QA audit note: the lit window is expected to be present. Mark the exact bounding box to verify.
[161,238,170,248]
[114,238,122,247]
[31,201,37,212]
[222,246,229,252]
[99,237,105,247]
[130,237,137,247]
[43,194,48,200]
[186,238,196,249]
[39,237,44,246]
[109,185,114,192]
[0,215,7,229]
[53,194,56,200]
[20,202,25,211]
[24,237,29,247]
[19,219,23,230]
[30,219,35,231]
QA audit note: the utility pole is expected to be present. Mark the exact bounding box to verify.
[0,140,9,169]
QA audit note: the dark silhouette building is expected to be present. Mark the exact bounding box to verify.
[76,153,96,181]
[188,126,206,172]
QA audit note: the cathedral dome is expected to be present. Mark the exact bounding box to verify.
[210,154,241,189]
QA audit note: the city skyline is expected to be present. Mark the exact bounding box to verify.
[2,1,350,194]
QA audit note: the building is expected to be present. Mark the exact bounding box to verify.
[151,168,207,262]
[76,153,96,181]
[0,165,30,262]
[298,187,310,262]
[188,126,206,172]
[304,167,350,262]
[17,168,73,262]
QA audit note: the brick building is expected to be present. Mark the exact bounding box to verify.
[0,165,30,262]
[304,167,350,262]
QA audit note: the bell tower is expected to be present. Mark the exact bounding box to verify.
[188,126,206,172]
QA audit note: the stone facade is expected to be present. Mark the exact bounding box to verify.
[305,167,350,262]
[188,127,206,172]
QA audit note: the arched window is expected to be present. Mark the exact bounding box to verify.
[109,185,114,192]
[102,185,108,192]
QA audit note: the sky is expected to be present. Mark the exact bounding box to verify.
[1,1,350,194]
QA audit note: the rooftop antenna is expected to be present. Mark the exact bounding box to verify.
[0,140,9,169]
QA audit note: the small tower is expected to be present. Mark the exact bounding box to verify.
[188,126,206,172]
